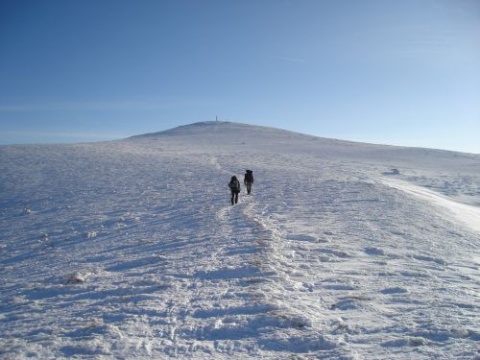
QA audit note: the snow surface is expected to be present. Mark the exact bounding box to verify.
[1,121,480,359]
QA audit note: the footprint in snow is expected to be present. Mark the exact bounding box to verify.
[381,287,408,295]
[412,255,448,266]
[365,247,385,256]
[215,206,231,221]
[288,234,317,242]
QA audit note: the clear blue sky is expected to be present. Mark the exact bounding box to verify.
[1,0,479,153]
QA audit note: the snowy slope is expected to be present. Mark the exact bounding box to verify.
[1,121,479,359]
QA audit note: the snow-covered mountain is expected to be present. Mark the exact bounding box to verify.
[1,121,479,359]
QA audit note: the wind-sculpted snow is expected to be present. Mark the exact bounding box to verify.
[1,121,480,359]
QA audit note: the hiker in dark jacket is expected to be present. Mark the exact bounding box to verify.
[228,176,241,205]
[244,170,254,195]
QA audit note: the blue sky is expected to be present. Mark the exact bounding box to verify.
[1,0,479,153]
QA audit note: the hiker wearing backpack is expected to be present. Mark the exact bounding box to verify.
[244,170,254,195]
[228,176,241,205]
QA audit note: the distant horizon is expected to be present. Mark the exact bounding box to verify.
[1,119,479,155]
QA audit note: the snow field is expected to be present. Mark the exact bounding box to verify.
[1,121,480,359]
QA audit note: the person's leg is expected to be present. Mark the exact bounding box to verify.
[231,191,234,205]
[235,191,239,204]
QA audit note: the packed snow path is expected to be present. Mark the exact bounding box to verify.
[1,122,480,359]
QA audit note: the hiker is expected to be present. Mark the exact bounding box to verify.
[228,175,241,205]
[244,170,254,195]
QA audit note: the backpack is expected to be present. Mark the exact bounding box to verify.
[229,177,240,191]
[244,170,254,183]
